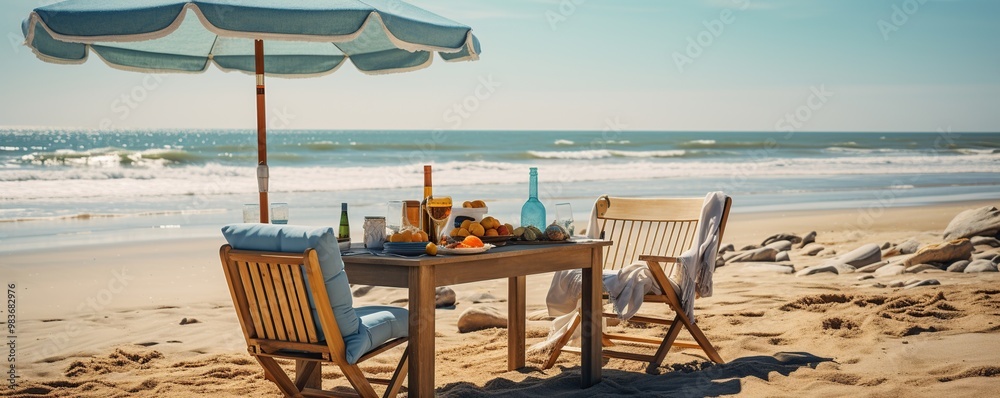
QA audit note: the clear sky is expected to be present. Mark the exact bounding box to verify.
[1,0,998,132]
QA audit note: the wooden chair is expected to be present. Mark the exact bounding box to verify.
[544,195,732,374]
[220,245,408,398]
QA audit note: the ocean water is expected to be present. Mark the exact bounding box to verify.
[2,128,999,252]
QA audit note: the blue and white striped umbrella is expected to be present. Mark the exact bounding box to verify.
[21,0,481,222]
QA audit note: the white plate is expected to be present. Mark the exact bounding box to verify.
[437,243,495,255]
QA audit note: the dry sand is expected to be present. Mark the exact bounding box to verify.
[3,201,999,397]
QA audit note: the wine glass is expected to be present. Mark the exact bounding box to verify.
[425,196,453,243]
[555,202,574,236]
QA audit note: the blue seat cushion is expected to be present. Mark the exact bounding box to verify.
[221,223,359,340]
[344,306,409,364]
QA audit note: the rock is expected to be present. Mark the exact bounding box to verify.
[823,249,837,256]
[887,281,906,288]
[740,244,759,251]
[880,242,893,250]
[964,259,999,273]
[856,261,888,273]
[722,252,741,262]
[775,251,790,262]
[972,250,999,262]
[179,318,199,325]
[834,263,857,274]
[971,236,1000,248]
[905,239,973,267]
[739,263,794,274]
[765,240,793,252]
[882,248,902,258]
[716,257,727,268]
[833,243,882,267]
[730,247,778,262]
[872,283,886,288]
[896,239,920,255]
[802,244,825,256]
[795,265,839,276]
[457,306,507,333]
[857,275,874,281]
[798,231,817,248]
[904,279,941,289]
[875,264,906,276]
[527,309,554,321]
[947,260,970,273]
[762,233,802,246]
[943,206,1000,240]
[905,264,942,274]
[718,243,735,254]
[462,292,504,304]
[435,287,457,308]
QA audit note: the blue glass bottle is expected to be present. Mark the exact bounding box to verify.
[520,168,545,229]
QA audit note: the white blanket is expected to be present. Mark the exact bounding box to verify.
[676,191,727,321]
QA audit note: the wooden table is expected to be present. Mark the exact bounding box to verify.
[342,240,611,397]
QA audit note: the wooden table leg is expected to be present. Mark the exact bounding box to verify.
[508,275,526,371]
[580,247,603,387]
[408,265,436,397]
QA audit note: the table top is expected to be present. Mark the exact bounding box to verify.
[341,239,611,267]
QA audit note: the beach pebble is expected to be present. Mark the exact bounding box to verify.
[963,259,999,273]
[802,244,825,256]
[795,265,839,277]
[179,318,199,325]
[905,264,942,274]
[718,243,735,254]
[857,275,874,281]
[435,287,457,308]
[972,250,999,262]
[762,233,802,246]
[716,257,727,268]
[457,306,507,333]
[775,251,790,262]
[971,236,1000,248]
[855,261,888,273]
[947,260,970,273]
[740,244,759,251]
[463,292,503,304]
[527,309,554,321]
[872,283,887,288]
[738,263,794,274]
[730,247,778,262]
[834,243,882,267]
[904,279,941,289]
[905,239,973,267]
[765,240,793,252]
[896,239,921,255]
[887,281,906,288]
[722,252,741,262]
[798,231,817,248]
[875,264,906,276]
[943,206,1000,240]
[880,242,893,250]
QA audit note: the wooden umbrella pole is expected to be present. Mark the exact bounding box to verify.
[255,39,269,223]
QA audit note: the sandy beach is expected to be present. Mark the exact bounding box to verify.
[4,200,1000,397]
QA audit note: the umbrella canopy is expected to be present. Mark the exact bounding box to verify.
[22,0,481,222]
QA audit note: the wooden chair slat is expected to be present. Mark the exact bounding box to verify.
[269,263,297,342]
[257,263,288,341]
[287,264,318,343]
[239,262,270,340]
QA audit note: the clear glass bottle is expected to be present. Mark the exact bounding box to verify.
[520,167,545,229]
[338,202,350,240]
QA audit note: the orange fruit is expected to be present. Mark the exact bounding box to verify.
[471,200,486,208]
[462,235,484,248]
[462,201,473,208]
[425,242,438,256]
[399,230,413,242]
[485,228,499,236]
[414,230,428,242]
[389,233,405,243]
[456,228,471,237]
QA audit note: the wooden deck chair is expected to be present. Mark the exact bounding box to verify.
[219,224,409,398]
[544,195,732,374]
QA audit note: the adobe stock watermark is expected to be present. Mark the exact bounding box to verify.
[673,0,751,73]
[442,75,501,129]
[774,85,835,136]
[546,0,588,31]
[878,0,930,41]
[99,74,167,129]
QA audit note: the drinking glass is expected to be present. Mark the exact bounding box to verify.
[243,204,260,223]
[425,196,453,243]
[271,202,289,224]
[403,200,421,229]
[555,202,575,236]
[386,200,405,234]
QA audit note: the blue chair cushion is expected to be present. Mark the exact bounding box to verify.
[344,306,409,364]
[221,223,359,340]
